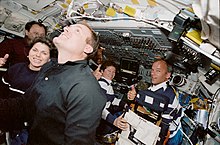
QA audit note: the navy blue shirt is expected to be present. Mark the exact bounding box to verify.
[2,62,38,94]
[0,62,38,130]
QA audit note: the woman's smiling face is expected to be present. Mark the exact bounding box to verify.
[28,42,50,71]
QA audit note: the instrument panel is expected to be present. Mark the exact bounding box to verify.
[94,27,203,85]
[95,27,172,66]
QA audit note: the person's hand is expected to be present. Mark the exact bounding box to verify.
[113,114,128,131]
[92,64,102,80]
[127,85,136,100]
[0,54,9,67]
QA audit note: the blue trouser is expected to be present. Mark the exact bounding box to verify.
[11,129,28,145]
[167,128,183,145]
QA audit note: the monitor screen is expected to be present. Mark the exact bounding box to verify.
[120,58,139,76]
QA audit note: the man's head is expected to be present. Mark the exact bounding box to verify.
[151,59,172,85]
[101,60,117,81]
[25,21,47,43]
[92,47,104,65]
[53,22,99,62]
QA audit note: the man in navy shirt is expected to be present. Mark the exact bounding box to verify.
[128,59,183,145]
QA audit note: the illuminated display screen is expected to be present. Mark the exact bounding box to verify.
[120,58,139,76]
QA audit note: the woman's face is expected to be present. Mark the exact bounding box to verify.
[102,66,116,81]
[28,42,50,71]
